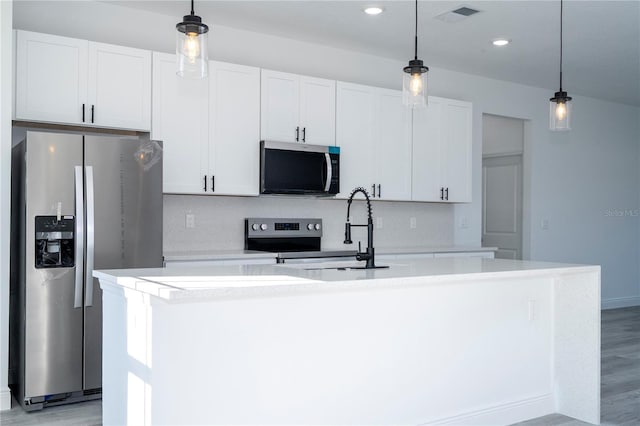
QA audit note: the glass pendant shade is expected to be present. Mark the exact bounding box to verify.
[549,0,572,131]
[549,91,572,131]
[402,0,428,108]
[176,5,209,79]
[403,60,428,108]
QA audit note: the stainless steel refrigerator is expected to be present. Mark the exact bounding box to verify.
[9,130,163,411]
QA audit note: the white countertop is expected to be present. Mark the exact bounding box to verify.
[95,257,598,303]
[163,246,497,261]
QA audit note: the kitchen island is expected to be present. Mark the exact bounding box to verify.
[95,257,600,426]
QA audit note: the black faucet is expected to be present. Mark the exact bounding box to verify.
[343,187,377,269]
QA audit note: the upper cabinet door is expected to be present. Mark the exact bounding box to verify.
[335,82,376,199]
[441,100,472,202]
[15,30,88,125]
[412,98,444,202]
[152,52,209,194]
[260,70,300,143]
[299,76,335,145]
[88,42,151,131]
[373,88,412,201]
[209,61,261,196]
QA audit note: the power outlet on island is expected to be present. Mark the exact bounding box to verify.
[410,217,417,229]
[185,213,195,229]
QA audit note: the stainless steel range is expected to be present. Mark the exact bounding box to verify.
[244,218,356,263]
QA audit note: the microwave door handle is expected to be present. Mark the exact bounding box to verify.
[324,153,332,192]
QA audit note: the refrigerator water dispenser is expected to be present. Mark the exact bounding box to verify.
[35,216,75,268]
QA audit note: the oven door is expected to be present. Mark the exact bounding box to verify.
[260,141,339,195]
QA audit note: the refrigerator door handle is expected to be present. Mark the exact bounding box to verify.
[74,166,84,309]
[85,166,95,307]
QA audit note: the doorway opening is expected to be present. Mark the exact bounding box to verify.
[482,114,527,260]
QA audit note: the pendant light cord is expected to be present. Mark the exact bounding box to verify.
[191,0,195,16]
[414,0,418,60]
[559,0,563,91]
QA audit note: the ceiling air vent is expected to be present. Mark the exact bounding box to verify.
[435,6,481,23]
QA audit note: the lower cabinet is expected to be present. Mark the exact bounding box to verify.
[153,53,260,195]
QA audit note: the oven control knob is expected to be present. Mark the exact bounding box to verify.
[260,223,268,231]
[307,223,314,231]
[251,223,259,231]
[315,223,321,230]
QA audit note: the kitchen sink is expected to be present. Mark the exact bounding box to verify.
[304,265,390,271]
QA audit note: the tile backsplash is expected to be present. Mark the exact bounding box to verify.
[164,194,454,253]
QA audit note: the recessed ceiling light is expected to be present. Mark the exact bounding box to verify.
[492,39,510,47]
[364,7,384,15]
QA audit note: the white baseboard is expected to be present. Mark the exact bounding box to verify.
[0,387,12,411]
[602,295,640,310]
[425,394,555,426]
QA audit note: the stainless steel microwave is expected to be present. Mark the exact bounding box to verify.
[260,140,340,195]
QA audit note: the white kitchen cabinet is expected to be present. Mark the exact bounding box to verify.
[153,55,260,196]
[336,82,412,200]
[15,30,88,125]
[209,61,261,196]
[15,30,151,131]
[88,42,151,130]
[261,70,335,145]
[152,52,209,194]
[373,88,412,201]
[335,82,375,198]
[412,97,472,202]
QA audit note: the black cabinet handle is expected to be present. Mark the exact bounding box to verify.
[211,176,215,193]
[82,104,85,122]
[302,127,306,143]
[295,126,299,142]
[372,184,376,198]
[440,187,444,200]
[91,105,95,123]
[204,175,207,192]
[377,184,381,198]
[445,187,449,201]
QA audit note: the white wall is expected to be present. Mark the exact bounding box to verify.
[10,2,640,303]
[0,0,13,411]
[483,114,524,156]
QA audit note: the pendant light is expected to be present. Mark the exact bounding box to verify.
[176,0,209,79]
[403,0,428,108]
[549,0,572,130]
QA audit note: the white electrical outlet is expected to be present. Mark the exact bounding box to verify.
[376,217,383,229]
[410,217,417,229]
[460,216,468,229]
[185,213,195,229]
[528,300,536,321]
[541,218,549,230]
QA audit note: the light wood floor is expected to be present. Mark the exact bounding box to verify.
[1,306,638,425]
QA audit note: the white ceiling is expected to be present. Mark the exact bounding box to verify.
[111,1,639,106]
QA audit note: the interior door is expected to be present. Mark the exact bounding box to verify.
[83,135,163,389]
[23,131,84,398]
[482,155,523,259]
